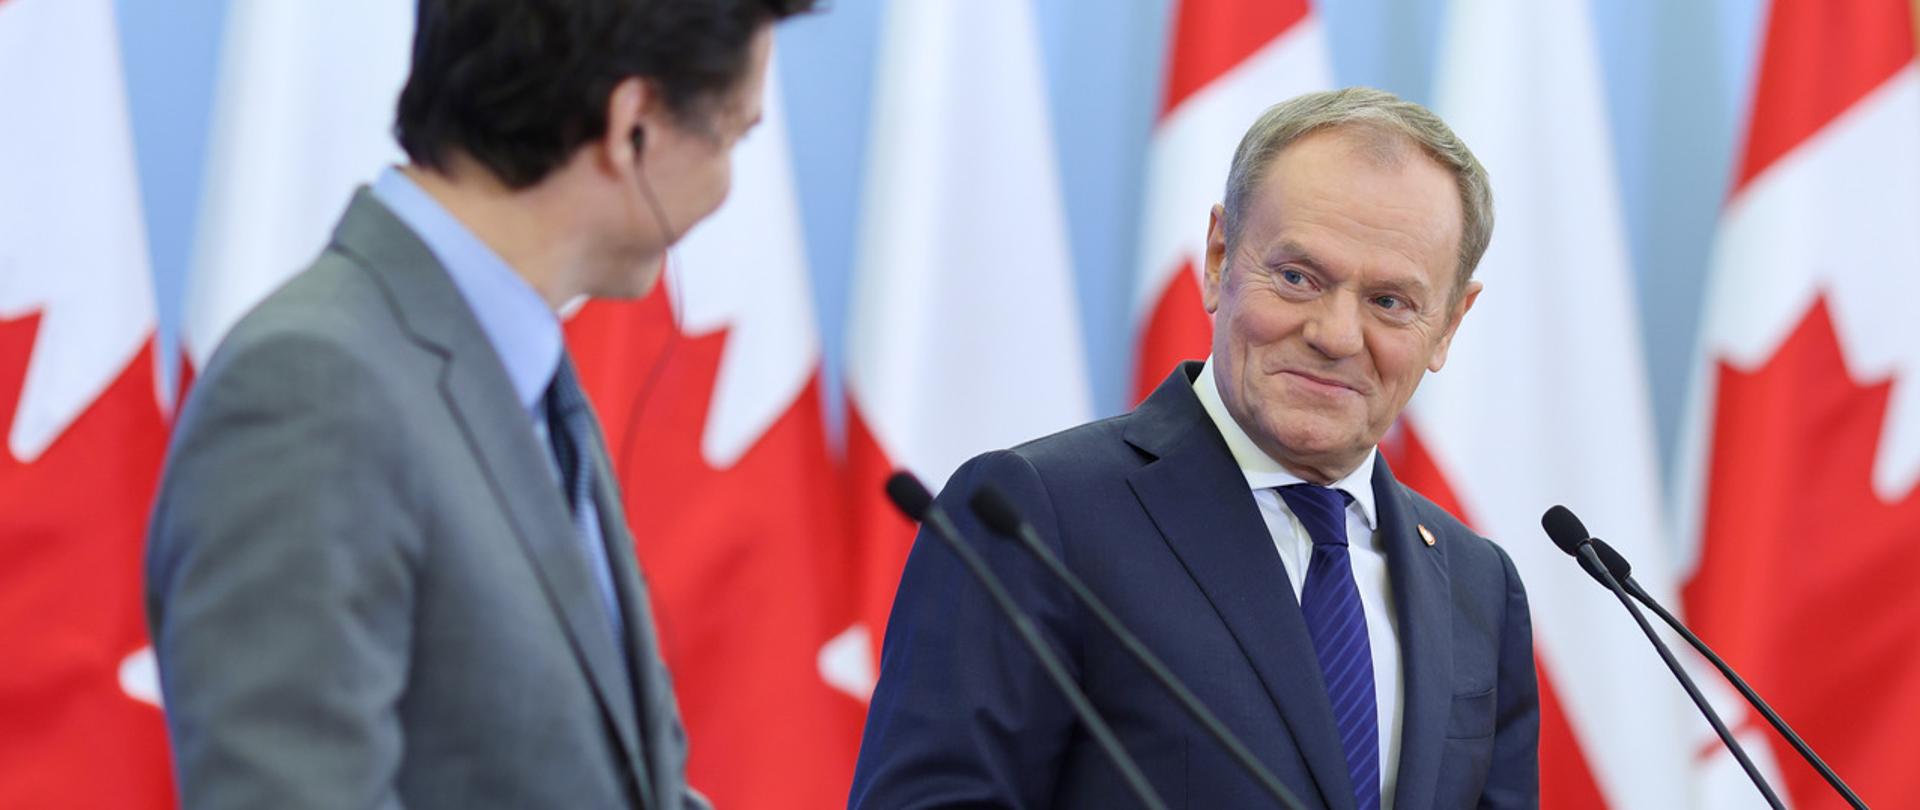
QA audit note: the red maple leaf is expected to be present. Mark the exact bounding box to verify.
[1685,295,1920,808]
[0,312,173,807]
[565,289,865,810]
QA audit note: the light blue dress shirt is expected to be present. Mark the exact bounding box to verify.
[372,168,626,649]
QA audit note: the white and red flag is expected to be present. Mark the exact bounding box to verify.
[566,66,866,809]
[846,0,1093,668]
[1677,0,1920,805]
[183,0,413,367]
[1131,0,1330,402]
[1389,1,1715,806]
[0,0,172,804]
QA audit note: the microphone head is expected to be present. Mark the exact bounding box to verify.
[1589,537,1633,581]
[1541,505,1591,556]
[968,484,1025,537]
[884,471,935,522]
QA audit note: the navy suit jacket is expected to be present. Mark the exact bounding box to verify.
[851,363,1538,809]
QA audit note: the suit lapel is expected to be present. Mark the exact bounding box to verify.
[1372,457,1452,809]
[327,190,649,782]
[1123,364,1354,810]
[584,411,671,810]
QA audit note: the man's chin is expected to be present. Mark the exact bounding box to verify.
[1260,422,1368,474]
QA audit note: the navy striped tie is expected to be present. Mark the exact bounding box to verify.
[1280,484,1381,810]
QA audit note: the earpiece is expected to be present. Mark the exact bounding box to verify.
[627,123,676,247]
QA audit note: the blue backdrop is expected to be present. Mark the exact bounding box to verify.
[114,0,1768,481]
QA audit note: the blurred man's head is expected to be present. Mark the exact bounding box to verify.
[395,0,814,299]
[1202,88,1493,483]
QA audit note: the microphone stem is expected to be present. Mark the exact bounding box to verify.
[1006,523,1307,809]
[920,508,1170,810]
[1582,548,1785,809]
[1624,579,1867,809]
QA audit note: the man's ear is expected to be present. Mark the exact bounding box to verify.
[603,76,652,173]
[1203,204,1228,314]
[1428,279,1483,372]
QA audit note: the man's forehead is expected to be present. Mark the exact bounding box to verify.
[1248,167,1461,288]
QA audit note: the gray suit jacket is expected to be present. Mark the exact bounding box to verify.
[147,190,704,809]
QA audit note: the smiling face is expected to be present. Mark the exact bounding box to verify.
[1204,127,1481,483]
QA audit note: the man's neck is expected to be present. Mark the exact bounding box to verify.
[402,163,591,312]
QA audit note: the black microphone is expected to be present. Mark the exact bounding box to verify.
[883,472,1169,810]
[1540,506,1786,810]
[1579,539,1866,809]
[968,484,1308,810]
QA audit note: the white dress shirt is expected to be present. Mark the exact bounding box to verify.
[1193,358,1404,809]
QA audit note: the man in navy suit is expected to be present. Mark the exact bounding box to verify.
[851,87,1537,809]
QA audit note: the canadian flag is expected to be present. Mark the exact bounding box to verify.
[565,65,866,809]
[1391,1,1720,806]
[1132,0,1330,402]
[1677,0,1920,805]
[847,0,1093,669]
[183,0,413,367]
[0,0,172,805]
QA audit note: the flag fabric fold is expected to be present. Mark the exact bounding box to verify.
[183,0,413,367]
[846,0,1093,669]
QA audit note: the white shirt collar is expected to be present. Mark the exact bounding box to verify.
[1192,357,1379,531]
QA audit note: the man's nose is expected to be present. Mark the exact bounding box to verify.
[1302,294,1364,359]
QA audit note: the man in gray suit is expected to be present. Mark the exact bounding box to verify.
[147,1,815,807]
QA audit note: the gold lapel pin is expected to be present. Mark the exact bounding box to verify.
[1418,524,1437,547]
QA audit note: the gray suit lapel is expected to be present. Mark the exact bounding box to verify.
[327,189,649,784]
[1372,458,1453,810]
[583,403,683,810]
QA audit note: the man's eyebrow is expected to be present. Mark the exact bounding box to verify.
[1372,275,1432,298]
[1270,239,1434,298]
[1272,239,1328,273]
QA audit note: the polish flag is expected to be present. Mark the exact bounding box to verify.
[1390,1,1719,807]
[183,0,413,366]
[565,65,866,809]
[1131,0,1330,402]
[1676,0,1920,805]
[0,0,172,805]
[846,0,1093,670]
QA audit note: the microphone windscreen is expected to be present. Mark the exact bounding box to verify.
[1590,537,1633,581]
[885,471,935,522]
[968,484,1025,536]
[1541,505,1591,556]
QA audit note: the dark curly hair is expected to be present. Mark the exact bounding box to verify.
[396,0,816,189]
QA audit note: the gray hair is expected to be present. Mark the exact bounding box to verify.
[1221,87,1493,300]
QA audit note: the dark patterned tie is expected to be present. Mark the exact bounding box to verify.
[546,360,592,518]
[1279,484,1381,810]
[544,358,626,651]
